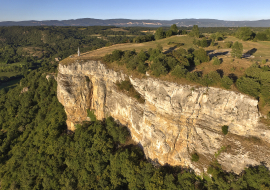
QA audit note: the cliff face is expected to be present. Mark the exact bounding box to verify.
[57,60,270,174]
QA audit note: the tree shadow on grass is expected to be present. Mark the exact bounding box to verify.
[228,73,238,82]
[209,51,229,58]
[164,46,178,54]
[216,69,224,78]
[245,48,257,55]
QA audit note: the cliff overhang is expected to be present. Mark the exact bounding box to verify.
[57,59,270,174]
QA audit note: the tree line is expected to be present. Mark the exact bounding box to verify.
[102,45,236,89]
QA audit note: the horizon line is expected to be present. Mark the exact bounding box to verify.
[1,17,270,23]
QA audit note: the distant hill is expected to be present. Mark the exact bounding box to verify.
[1,18,270,27]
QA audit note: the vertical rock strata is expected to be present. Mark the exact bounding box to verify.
[57,60,270,174]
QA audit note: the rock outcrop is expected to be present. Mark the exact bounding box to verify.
[57,60,270,174]
[20,87,29,94]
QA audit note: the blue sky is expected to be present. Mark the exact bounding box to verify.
[0,0,269,22]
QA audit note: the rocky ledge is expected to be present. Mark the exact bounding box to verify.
[57,60,270,174]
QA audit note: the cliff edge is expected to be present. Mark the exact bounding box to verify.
[57,60,270,174]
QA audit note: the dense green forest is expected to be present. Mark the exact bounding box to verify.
[0,26,149,64]
[0,26,152,86]
[1,26,270,189]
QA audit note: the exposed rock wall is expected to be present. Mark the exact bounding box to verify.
[57,60,270,174]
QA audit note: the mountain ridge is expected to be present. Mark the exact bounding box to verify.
[1,18,270,27]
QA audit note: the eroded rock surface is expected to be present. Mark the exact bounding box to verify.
[57,60,270,174]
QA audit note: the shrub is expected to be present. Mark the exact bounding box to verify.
[166,30,173,37]
[208,71,221,83]
[191,153,199,162]
[261,81,270,104]
[244,65,262,79]
[188,47,195,54]
[111,50,124,61]
[85,76,90,83]
[157,44,163,52]
[186,72,201,82]
[177,56,190,67]
[137,50,148,62]
[231,41,243,58]
[215,32,224,41]
[137,62,148,74]
[171,65,188,78]
[235,27,254,41]
[155,28,165,40]
[236,77,261,98]
[222,125,229,135]
[200,38,208,47]
[193,48,209,63]
[211,32,224,41]
[201,71,221,86]
[87,109,96,121]
[262,59,267,64]
[122,50,136,62]
[116,80,132,91]
[116,79,145,103]
[194,57,201,66]
[150,54,169,77]
[151,62,168,77]
[126,58,138,70]
[103,50,124,63]
[212,56,221,65]
[166,56,179,70]
[103,54,112,62]
[207,166,214,174]
[221,76,233,89]
[256,32,268,41]
[148,48,162,61]
[173,48,187,57]
[225,41,233,48]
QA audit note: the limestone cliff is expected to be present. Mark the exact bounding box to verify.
[57,60,270,174]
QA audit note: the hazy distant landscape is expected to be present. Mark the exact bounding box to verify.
[1,18,270,27]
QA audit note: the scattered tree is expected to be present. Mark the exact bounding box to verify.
[221,76,233,89]
[235,27,255,41]
[170,24,178,35]
[193,48,209,64]
[155,27,165,40]
[191,25,200,38]
[231,41,243,58]
[212,56,221,65]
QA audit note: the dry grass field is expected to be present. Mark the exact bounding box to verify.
[62,35,194,64]
[62,35,270,79]
[64,35,269,59]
